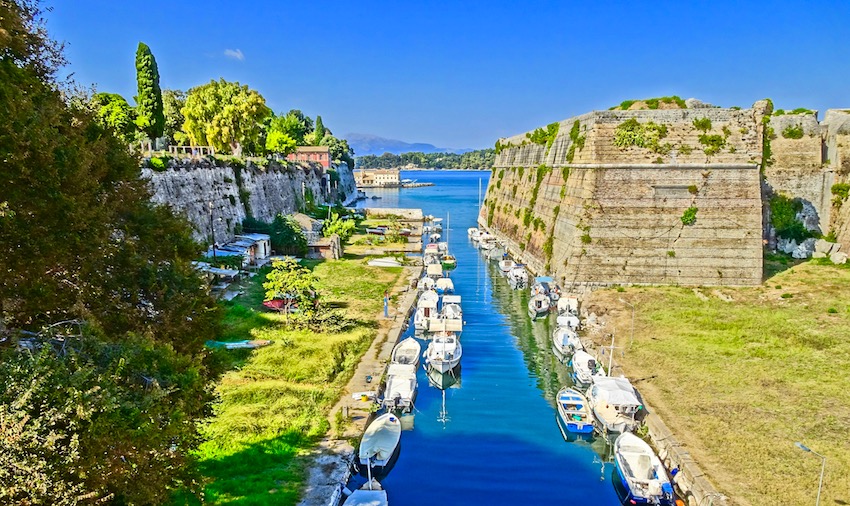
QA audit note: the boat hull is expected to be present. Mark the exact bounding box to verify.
[427,356,461,374]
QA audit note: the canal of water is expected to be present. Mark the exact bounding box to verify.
[355,170,622,505]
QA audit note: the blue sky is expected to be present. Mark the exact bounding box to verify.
[49,0,850,150]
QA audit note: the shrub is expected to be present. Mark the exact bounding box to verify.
[699,134,726,156]
[679,144,693,155]
[769,194,812,242]
[831,183,850,199]
[782,124,804,139]
[580,233,591,244]
[681,206,698,225]
[688,185,698,195]
[693,118,712,132]
[667,250,676,257]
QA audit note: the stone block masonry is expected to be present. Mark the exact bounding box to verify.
[143,158,356,243]
[482,102,770,287]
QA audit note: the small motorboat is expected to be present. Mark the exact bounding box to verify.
[416,276,435,291]
[556,296,581,329]
[391,337,421,366]
[569,349,606,390]
[425,332,462,373]
[359,413,401,471]
[486,246,506,261]
[468,227,480,240]
[342,480,388,506]
[429,233,441,243]
[552,325,583,359]
[381,363,417,413]
[614,432,676,506]
[556,386,595,434]
[423,253,441,266]
[589,377,642,434]
[507,265,528,289]
[435,277,454,295]
[499,258,515,274]
[440,295,462,320]
[531,276,553,297]
[426,263,443,280]
[528,293,550,320]
[415,291,438,332]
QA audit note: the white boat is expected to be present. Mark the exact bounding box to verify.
[415,292,438,332]
[589,377,642,434]
[381,363,417,412]
[556,296,581,329]
[429,233,441,243]
[418,289,439,308]
[423,253,441,266]
[531,277,553,297]
[478,234,496,250]
[552,325,583,358]
[486,246,506,261]
[343,480,388,506]
[468,227,480,240]
[440,299,462,320]
[498,258,514,274]
[391,337,421,366]
[425,332,462,373]
[614,432,676,506]
[435,277,454,294]
[437,241,448,253]
[507,265,528,289]
[416,276,435,291]
[569,349,606,389]
[528,293,550,320]
[556,386,595,434]
[426,263,443,279]
[359,413,401,469]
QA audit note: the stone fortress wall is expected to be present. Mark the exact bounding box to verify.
[143,159,356,243]
[480,100,850,287]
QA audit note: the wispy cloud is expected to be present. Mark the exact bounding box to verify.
[223,49,244,61]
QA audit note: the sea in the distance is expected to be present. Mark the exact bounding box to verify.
[355,170,622,505]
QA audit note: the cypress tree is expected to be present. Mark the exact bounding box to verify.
[134,42,165,142]
[313,115,325,145]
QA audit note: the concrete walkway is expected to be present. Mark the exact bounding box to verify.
[298,265,422,506]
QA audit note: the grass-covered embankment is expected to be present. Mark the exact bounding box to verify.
[194,257,402,505]
[588,261,850,506]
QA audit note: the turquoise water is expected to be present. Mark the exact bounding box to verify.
[355,171,621,505]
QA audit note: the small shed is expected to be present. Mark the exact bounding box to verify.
[307,234,341,260]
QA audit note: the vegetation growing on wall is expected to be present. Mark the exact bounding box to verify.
[613,118,669,153]
[761,117,775,171]
[526,122,561,155]
[693,117,712,132]
[680,206,698,225]
[566,120,586,163]
[698,134,726,156]
[781,124,805,139]
[609,96,686,110]
[773,108,814,116]
[832,183,850,208]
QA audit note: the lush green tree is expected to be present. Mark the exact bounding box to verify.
[262,258,318,315]
[0,331,211,504]
[91,92,136,144]
[134,42,165,142]
[322,212,356,242]
[312,115,326,145]
[182,78,271,154]
[265,130,297,155]
[0,3,220,501]
[267,109,314,146]
[322,135,355,168]
[162,88,187,145]
[242,214,307,255]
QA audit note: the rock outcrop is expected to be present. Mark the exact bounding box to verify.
[143,158,356,243]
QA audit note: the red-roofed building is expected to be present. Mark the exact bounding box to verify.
[287,146,331,168]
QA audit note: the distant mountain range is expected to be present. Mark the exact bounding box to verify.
[345,133,473,156]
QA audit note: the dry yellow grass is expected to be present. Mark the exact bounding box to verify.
[585,262,850,506]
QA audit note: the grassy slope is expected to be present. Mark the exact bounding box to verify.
[588,261,850,506]
[194,257,402,505]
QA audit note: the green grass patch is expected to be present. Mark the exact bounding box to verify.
[590,262,850,505]
[188,258,402,505]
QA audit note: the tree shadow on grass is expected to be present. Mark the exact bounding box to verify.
[173,431,313,506]
[763,251,805,280]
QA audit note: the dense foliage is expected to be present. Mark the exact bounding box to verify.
[263,258,319,315]
[134,42,165,141]
[243,214,308,255]
[356,148,495,170]
[0,2,220,502]
[322,212,356,242]
[770,194,813,242]
[92,92,136,143]
[162,88,187,145]
[182,78,272,154]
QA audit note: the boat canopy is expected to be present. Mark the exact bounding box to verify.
[442,294,462,304]
[591,377,641,407]
[359,414,401,462]
[535,276,555,283]
[426,264,443,277]
[386,363,417,380]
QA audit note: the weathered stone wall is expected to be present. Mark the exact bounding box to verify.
[482,103,769,287]
[822,110,850,252]
[763,113,832,233]
[143,159,355,243]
